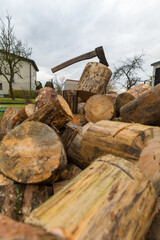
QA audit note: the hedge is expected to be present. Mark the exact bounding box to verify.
[9,89,37,99]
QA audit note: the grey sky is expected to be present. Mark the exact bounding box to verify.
[0,0,160,86]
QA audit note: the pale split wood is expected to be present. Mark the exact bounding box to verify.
[80,120,160,193]
[26,155,156,240]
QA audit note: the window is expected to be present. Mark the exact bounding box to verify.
[0,83,2,90]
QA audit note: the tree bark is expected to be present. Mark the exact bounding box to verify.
[0,107,19,140]
[9,81,15,100]
[11,104,35,128]
[60,122,81,151]
[116,83,151,116]
[120,83,160,126]
[80,120,160,193]
[0,214,62,240]
[84,94,116,123]
[67,122,94,169]
[76,62,112,101]
[0,173,53,221]
[35,87,57,110]
[0,121,67,184]
[25,95,73,130]
[26,155,156,240]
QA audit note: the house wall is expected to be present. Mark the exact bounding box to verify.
[64,80,78,90]
[152,63,160,87]
[0,60,37,95]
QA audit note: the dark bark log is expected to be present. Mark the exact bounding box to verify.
[120,84,160,126]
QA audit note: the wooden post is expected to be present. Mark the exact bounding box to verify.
[26,155,156,240]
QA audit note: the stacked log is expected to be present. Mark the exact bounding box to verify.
[0,121,67,184]
[35,87,57,110]
[116,83,151,115]
[84,94,116,123]
[60,90,78,114]
[120,83,160,126]
[25,94,73,130]
[80,120,160,194]
[26,155,156,240]
[0,214,61,240]
[76,62,112,101]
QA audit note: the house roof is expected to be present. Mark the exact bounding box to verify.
[151,61,160,66]
[65,79,79,83]
[0,50,39,71]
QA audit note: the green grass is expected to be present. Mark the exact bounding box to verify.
[0,98,35,117]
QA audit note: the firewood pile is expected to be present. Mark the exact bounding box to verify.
[0,61,160,239]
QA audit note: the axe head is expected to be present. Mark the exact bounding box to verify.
[95,46,109,67]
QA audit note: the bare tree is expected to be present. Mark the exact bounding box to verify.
[111,53,145,91]
[0,12,32,99]
[51,75,65,93]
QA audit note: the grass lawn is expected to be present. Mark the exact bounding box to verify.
[0,98,35,104]
[0,98,35,117]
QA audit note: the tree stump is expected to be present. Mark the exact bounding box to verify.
[25,94,73,130]
[0,121,67,184]
[0,214,62,240]
[120,83,160,126]
[26,155,156,240]
[0,173,53,221]
[84,94,116,123]
[116,83,151,115]
[67,122,94,169]
[80,120,160,193]
[76,62,112,101]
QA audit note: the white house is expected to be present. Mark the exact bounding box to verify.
[151,61,160,86]
[0,54,39,96]
[64,79,79,90]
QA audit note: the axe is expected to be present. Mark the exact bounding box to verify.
[51,46,109,73]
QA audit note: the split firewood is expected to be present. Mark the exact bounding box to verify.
[67,122,94,169]
[26,155,156,240]
[53,180,70,194]
[77,102,85,114]
[0,107,19,140]
[0,121,67,184]
[116,83,151,115]
[60,122,81,151]
[70,114,87,126]
[25,94,73,130]
[108,90,118,96]
[84,94,116,123]
[35,87,57,110]
[81,120,160,194]
[76,62,112,101]
[120,83,160,126]
[0,214,62,240]
[11,104,35,128]
[60,90,78,114]
[0,173,53,221]
[146,197,160,240]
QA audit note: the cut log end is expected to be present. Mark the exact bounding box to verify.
[57,94,73,119]
[0,121,67,184]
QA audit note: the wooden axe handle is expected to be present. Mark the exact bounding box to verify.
[51,50,97,73]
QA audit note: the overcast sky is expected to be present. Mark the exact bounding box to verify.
[0,0,160,86]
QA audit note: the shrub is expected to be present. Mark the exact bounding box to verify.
[8,89,37,99]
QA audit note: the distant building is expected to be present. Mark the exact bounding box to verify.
[0,52,39,96]
[64,79,79,90]
[151,61,160,86]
